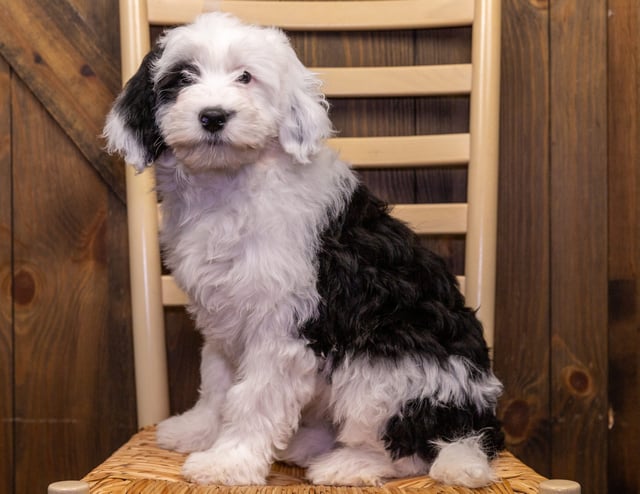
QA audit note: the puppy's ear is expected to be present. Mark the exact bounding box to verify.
[279,49,333,164]
[104,45,165,172]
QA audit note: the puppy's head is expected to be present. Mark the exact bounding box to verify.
[104,13,332,172]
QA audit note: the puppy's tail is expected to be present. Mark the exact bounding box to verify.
[428,433,499,488]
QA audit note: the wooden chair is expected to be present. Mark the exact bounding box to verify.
[49,0,580,493]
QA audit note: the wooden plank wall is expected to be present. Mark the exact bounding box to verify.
[549,1,608,490]
[0,1,137,493]
[494,0,551,476]
[607,0,640,492]
[0,56,14,494]
[0,1,638,493]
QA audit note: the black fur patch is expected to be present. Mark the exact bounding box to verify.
[113,44,166,165]
[301,184,491,371]
[156,62,201,105]
[300,184,504,460]
[382,398,505,462]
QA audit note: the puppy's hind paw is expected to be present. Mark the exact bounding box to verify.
[306,447,393,486]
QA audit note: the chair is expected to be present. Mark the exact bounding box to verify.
[49,0,580,492]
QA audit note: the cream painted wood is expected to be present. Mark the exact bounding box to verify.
[328,134,470,168]
[158,201,466,237]
[120,0,170,428]
[162,274,466,306]
[392,203,468,235]
[457,276,466,296]
[316,65,472,98]
[47,481,90,494]
[538,480,581,494]
[147,0,475,30]
[464,0,501,351]
[162,275,190,306]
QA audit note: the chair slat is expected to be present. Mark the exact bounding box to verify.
[162,202,469,305]
[329,134,470,168]
[147,0,475,30]
[163,273,466,306]
[391,203,467,235]
[162,275,190,306]
[457,275,465,296]
[317,64,472,98]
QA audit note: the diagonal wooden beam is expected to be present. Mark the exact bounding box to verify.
[0,0,126,203]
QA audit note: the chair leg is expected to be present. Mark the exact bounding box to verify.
[538,479,581,493]
[47,480,90,494]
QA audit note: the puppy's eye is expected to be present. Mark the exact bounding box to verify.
[179,71,194,84]
[156,62,200,104]
[236,71,252,84]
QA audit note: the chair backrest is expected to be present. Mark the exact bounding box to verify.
[117,0,501,427]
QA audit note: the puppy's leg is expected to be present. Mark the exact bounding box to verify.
[305,430,426,486]
[182,337,318,485]
[276,377,336,467]
[306,358,428,486]
[276,422,336,467]
[157,341,232,453]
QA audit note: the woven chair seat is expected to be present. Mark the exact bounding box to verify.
[83,427,546,494]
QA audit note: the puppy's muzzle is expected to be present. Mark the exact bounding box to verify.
[199,107,234,133]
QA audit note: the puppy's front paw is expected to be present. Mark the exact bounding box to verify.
[182,444,269,485]
[156,409,220,453]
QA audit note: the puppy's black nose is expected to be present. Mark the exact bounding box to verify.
[199,107,230,133]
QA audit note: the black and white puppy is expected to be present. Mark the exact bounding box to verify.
[105,12,504,488]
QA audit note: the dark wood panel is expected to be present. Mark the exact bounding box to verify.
[549,1,608,490]
[0,0,124,202]
[11,73,135,493]
[607,0,639,492]
[74,0,138,457]
[101,190,137,445]
[494,0,551,476]
[165,309,202,415]
[68,0,122,59]
[0,55,14,494]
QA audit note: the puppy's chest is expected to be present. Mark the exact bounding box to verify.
[161,194,317,303]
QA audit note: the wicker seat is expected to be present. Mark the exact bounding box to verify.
[48,1,581,493]
[84,427,547,494]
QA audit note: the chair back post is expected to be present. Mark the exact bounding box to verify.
[119,0,170,427]
[466,0,501,351]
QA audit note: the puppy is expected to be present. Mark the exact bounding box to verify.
[104,12,504,488]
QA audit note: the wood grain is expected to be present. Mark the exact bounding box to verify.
[550,0,608,490]
[10,65,134,494]
[606,0,639,492]
[68,0,122,58]
[0,0,125,202]
[0,55,14,494]
[493,0,551,476]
